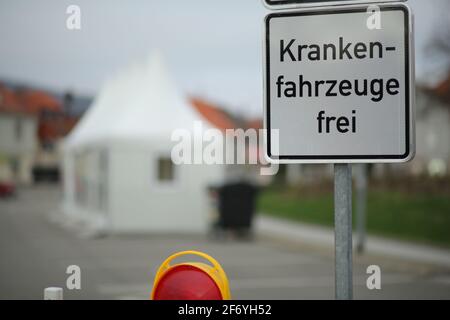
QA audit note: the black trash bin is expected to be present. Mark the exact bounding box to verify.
[215,181,259,238]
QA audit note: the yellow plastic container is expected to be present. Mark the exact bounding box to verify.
[151,250,231,300]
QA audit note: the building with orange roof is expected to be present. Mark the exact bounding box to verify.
[0,83,38,185]
[428,73,450,105]
[20,89,62,114]
[190,97,238,131]
[408,73,450,177]
[0,82,79,185]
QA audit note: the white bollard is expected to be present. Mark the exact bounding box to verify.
[44,287,63,300]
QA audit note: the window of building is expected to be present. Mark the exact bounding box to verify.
[157,157,175,182]
[42,141,55,152]
[15,118,22,141]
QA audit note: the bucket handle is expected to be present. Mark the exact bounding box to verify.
[153,250,229,289]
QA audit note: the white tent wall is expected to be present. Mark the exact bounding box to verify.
[61,145,110,230]
[107,139,224,233]
[85,148,108,225]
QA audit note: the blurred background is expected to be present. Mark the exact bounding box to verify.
[0,0,449,300]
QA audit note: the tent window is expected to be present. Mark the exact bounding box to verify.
[157,157,174,182]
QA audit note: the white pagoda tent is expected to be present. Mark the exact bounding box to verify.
[62,53,225,234]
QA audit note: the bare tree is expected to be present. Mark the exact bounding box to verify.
[431,1,450,55]
[424,0,450,104]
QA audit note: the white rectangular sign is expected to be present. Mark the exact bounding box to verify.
[264,3,415,163]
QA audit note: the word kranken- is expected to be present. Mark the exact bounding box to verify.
[275,37,401,134]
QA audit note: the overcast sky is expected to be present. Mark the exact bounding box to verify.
[0,0,448,117]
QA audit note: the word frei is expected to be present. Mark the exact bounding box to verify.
[170,121,279,176]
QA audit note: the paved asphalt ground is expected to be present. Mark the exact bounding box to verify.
[1,186,450,300]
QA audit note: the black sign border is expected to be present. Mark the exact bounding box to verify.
[265,0,398,6]
[265,5,411,161]
[266,0,344,5]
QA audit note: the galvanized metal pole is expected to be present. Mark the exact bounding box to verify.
[356,164,368,254]
[334,163,353,300]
